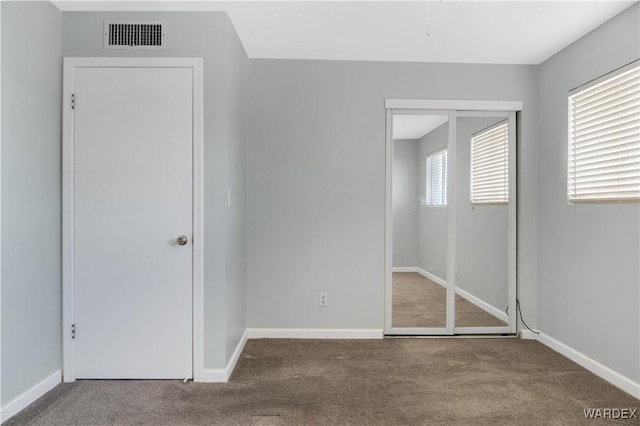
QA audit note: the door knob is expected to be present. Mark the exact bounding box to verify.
[177,235,188,246]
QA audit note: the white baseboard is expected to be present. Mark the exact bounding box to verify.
[519,329,538,340]
[391,266,446,287]
[395,267,506,322]
[392,267,419,273]
[415,268,447,287]
[199,329,248,383]
[247,328,384,339]
[0,370,61,423]
[520,330,640,399]
[454,287,509,323]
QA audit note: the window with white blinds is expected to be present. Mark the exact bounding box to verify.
[426,149,447,206]
[470,121,509,204]
[568,62,640,203]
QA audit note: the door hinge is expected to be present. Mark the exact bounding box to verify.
[71,94,76,110]
[71,324,76,339]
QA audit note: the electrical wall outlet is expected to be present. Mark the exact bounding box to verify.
[319,292,328,307]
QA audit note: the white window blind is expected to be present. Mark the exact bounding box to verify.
[471,121,509,204]
[426,149,447,206]
[568,62,640,203]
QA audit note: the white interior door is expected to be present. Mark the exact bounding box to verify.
[72,66,193,379]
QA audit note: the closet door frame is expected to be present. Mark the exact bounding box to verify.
[384,100,522,336]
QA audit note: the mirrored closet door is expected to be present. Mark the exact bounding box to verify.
[389,111,451,334]
[453,112,516,334]
[385,103,517,335]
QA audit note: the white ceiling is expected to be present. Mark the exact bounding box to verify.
[393,114,449,140]
[53,1,636,65]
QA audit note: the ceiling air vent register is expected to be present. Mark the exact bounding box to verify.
[104,20,166,50]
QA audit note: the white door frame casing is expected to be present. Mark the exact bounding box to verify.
[62,57,204,382]
[384,99,523,335]
[0,3,3,416]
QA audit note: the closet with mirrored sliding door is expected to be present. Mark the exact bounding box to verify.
[384,100,519,336]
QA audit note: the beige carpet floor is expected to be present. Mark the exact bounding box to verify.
[6,339,638,425]
[392,272,507,328]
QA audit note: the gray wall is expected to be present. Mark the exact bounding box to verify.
[247,59,539,329]
[62,11,247,369]
[392,139,419,267]
[455,117,508,311]
[1,1,62,405]
[536,4,639,383]
[417,123,448,280]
